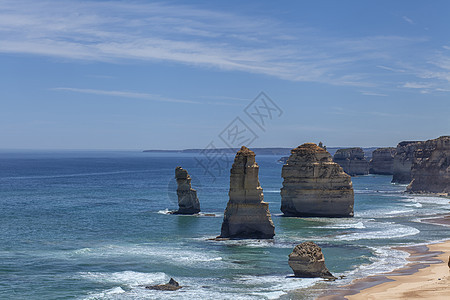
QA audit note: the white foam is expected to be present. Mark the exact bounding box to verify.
[312,220,366,229]
[157,209,171,215]
[263,189,280,193]
[84,286,126,299]
[79,271,167,286]
[335,222,420,241]
[71,244,229,268]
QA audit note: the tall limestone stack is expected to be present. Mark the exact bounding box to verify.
[407,136,450,195]
[219,146,275,239]
[174,166,200,214]
[392,141,421,183]
[281,143,354,217]
[369,147,396,175]
[333,147,369,176]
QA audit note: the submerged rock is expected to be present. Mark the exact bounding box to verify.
[288,242,335,279]
[218,146,275,239]
[173,166,200,214]
[281,143,354,217]
[392,141,421,184]
[146,278,182,291]
[333,147,369,176]
[369,147,396,175]
[406,136,450,195]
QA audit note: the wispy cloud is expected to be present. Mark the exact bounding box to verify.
[360,91,388,97]
[402,16,414,25]
[51,87,199,104]
[0,0,448,92]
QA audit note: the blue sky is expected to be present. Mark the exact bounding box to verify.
[1,0,449,149]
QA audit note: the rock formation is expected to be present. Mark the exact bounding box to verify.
[281,143,354,217]
[288,242,335,279]
[146,278,182,291]
[392,141,421,184]
[173,166,200,214]
[219,146,275,239]
[369,147,396,175]
[406,136,450,195]
[333,147,369,176]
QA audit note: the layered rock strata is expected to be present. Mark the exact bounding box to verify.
[219,146,275,239]
[288,242,335,279]
[333,147,369,176]
[392,141,421,184]
[369,147,396,175]
[173,166,200,214]
[281,143,354,217]
[407,136,450,195]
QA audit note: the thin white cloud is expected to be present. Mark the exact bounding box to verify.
[361,91,388,97]
[51,87,199,104]
[402,16,414,25]
[0,0,446,92]
[402,82,433,89]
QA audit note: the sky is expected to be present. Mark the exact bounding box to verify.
[0,0,449,150]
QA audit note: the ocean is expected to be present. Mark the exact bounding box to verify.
[0,151,449,299]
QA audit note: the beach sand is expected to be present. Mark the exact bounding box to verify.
[319,216,450,300]
[346,240,450,300]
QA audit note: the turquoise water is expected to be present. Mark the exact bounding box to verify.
[1,151,449,299]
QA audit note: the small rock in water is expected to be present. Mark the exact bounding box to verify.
[146,278,182,291]
[288,241,336,279]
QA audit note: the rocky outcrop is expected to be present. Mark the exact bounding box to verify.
[219,146,275,239]
[173,166,200,214]
[288,242,335,279]
[369,147,396,175]
[146,278,182,291]
[392,141,421,184]
[281,143,354,217]
[406,136,450,195]
[333,148,369,176]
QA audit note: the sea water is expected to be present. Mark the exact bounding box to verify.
[0,151,449,299]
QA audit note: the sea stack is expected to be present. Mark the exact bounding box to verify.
[281,143,354,217]
[392,141,421,184]
[288,242,335,279]
[219,146,275,239]
[333,147,369,176]
[174,166,200,214]
[369,147,396,175]
[407,136,450,195]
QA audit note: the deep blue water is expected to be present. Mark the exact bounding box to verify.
[0,151,449,299]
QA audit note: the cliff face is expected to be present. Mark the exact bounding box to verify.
[333,147,369,176]
[392,141,421,184]
[174,167,200,214]
[369,147,396,175]
[280,143,354,217]
[407,136,450,195]
[219,146,275,239]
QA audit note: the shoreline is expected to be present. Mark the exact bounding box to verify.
[319,215,450,300]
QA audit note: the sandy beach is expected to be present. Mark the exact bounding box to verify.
[319,214,450,300]
[345,240,450,299]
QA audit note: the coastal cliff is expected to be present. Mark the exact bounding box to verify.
[406,136,450,195]
[369,147,396,175]
[333,147,369,176]
[219,146,275,239]
[392,141,421,184]
[280,143,354,217]
[173,166,200,214]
